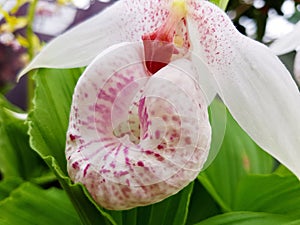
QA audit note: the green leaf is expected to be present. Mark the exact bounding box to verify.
[186,180,221,225]
[194,211,296,225]
[234,174,300,218]
[198,110,274,211]
[274,165,294,177]
[284,220,300,225]
[29,68,116,225]
[29,68,83,173]
[0,178,23,201]
[0,182,81,225]
[136,182,194,225]
[0,95,47,180]
[210,0,230,10]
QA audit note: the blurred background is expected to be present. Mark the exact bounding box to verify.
[0,0,299,110]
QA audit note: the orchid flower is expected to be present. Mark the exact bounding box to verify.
[19,0,300,210]
[270,21,300,85]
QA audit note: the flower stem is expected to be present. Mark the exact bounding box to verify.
[26,0,38,110]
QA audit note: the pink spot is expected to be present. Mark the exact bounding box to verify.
[172,115,180,122]
[104,142,116,148]
[100,169,111,174]
[170,148,175,152]
[83,164,90,177]
[137,161,144,167]
[69,134,77,141]
[121,187,131,198]
[185,137,192,145]
[145,150,153,155]
[117,82,124,90]
[108,87,117,95]
[125,157,131,166]
[114,171,129,177]
[155,130,161,139]
[98,90,114,103]
[157,144,164,150]
[110,162,116,168]
[143,133,149,139]
[72,162,79,169]
[154,153,164,161]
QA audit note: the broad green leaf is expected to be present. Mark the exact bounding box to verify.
[198,110,274,211]
[234,174,300,218]
[137,182,193,225]
[28,68,83,173]
[29,68,116,225]
[186,180,221,225]
[194,211,296,225]
[285,220,300,225]
[0,95,47,180]
[209,0,230,10]
[274,165,294,177]
[0,178,23,201]
[0,182,81,225]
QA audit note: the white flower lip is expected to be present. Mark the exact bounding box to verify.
[66,41,211,210]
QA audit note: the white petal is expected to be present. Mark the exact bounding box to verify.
[66,42,211,210]
[191,53,217,104]
[18,0,170,79]
[269,21,300,55]
[187,1,300,178]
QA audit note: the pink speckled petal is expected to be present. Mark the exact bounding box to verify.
[18,0,169,79]
[137,58,211,184]
[269,21,300,55]
[187,1,300,178]
[66,42,211,210]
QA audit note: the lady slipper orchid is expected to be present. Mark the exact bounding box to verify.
[270,21,300,85]
[66,42,211,210]
[19,0,300,210]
